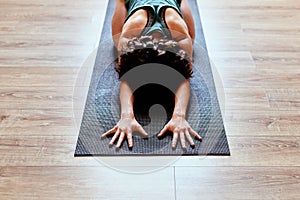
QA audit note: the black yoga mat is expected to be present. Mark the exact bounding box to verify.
[74,0,230,156]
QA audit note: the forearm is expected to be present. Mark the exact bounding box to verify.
[103,81,148,148]
[158,78,202,148]
[120,81,134,118]
[172,79,190,118]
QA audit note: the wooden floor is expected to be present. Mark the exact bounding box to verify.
[1,0,300,199]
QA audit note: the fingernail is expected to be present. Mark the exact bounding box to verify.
[196,136,202,141]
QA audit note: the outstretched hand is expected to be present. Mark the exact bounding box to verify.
[157,116,202,150]
[101,116,148,148]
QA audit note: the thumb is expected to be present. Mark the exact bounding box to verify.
[136,125,148,138]
[157,125,169,138]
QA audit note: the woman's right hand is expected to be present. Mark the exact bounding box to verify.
[101,115,148,148]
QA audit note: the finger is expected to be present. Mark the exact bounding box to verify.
[109,129,120,146]
[189,127,202,141]
[136,125,148,138]
[116,132,125,148]
[127,131,133,148]
[180,131,186,150]
[185,129,195,147]
[172,132,179,149]
[158,125,169,138]
[102,126,117,138]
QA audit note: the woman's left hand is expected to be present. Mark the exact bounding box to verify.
[157,115,202,149]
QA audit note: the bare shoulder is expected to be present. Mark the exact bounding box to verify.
[180,0,190,9]
[115,0,126,7]
[116,0,124,4]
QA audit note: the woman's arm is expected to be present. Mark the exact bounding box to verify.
[180,0,195,43]
[158,79,202,149]
[172,79,190,119]
[119,80,134,118]
[112,0,127,48]
[164,8,193,58]
[102,81,148,148]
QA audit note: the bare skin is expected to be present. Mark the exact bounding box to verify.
[158,79,202,149]
[101,81,148,148]
[103,0,202,149]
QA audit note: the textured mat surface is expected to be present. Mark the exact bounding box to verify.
[74,0,230,156]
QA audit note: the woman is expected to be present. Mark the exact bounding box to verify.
[101,0,202,149]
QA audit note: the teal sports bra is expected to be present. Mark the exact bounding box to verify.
[125,0,183,38]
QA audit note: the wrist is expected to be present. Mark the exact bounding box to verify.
[121,112,134,119]
[172,113,186,119]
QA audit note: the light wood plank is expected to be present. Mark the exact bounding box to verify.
[265,89,300,111]
[242,23,300,36]
[0,135,300,167]
[219,68,300,88]
[198,0,300,9]
[209,51,256,69]
[252,52,300,68]
[174,136,300,167]
[0,0,107,67]
[223,87,270,110]
[0,166,175,200]
[0,109,75,129]
[0,86,82,109]
[224,110,300,135]
[0,67,81,86]
[175,167,300,200]
[0,135,100,166]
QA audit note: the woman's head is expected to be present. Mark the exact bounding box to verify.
[115,35,193,79]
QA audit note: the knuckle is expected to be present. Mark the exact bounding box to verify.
[136,124,142,129]
[174,127,180,132]
[119,127,127,133]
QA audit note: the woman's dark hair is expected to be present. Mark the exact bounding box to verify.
[115,35,193,79]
